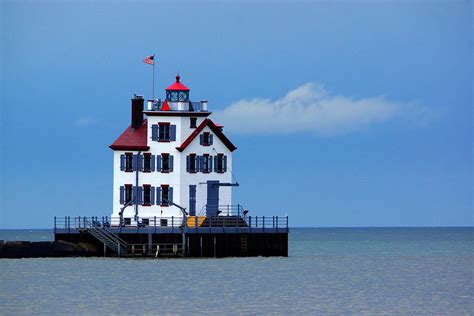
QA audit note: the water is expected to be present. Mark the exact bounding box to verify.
[0,228,472,314]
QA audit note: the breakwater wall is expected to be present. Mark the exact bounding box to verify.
[0,240,100,258]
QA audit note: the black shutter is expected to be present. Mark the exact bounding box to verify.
[120,186,125,204]
[120,155,125,171]
[151,155,155,172]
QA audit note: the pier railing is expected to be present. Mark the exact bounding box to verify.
[54,215,288,231]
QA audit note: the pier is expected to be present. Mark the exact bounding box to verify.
[53,214,289,258]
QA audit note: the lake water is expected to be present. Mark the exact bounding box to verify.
[0,228,473,314]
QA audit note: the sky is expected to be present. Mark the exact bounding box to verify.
[0,0,472,228]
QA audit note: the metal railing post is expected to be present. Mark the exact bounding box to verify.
[263,216,265,231]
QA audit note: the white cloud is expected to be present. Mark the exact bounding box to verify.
[214,83,428,136]
[73,116,97,127]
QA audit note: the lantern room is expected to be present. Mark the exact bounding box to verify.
[165,75,190,102]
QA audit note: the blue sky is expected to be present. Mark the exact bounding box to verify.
[1,0,472,228]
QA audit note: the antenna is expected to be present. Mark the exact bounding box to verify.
[212,147,239,185]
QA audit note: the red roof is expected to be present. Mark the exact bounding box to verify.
[166,75,190,91]
[176,119,237,152]
[161,100,170,111]
[109,119,149,151]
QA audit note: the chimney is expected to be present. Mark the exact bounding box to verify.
[131,94,144,129]
[200,100,208,111]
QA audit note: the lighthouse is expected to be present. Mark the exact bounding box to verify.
[51,71,287,258]
[109,75,237,226]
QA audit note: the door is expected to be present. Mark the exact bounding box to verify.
[189,185,196,216]
[206,180,219,216]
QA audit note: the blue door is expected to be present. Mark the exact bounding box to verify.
[206,181,219,216]
[189,185,196,216]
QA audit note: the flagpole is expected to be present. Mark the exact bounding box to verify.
[152,56,155,100]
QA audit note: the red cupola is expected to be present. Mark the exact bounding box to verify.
[165,74,190,102]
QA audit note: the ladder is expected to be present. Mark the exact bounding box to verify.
[240,235,247,253]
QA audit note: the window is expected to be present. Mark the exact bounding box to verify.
[125,185,133,204]
[203,155,210,173]
[143,154,151,172]
[161,154,170,172]
[143,185,151,206]
[200,132,213,146]
[152,124,176,142]
[161,185,169,206]
[124,218,131,225]
[187,154,197,173]
[159,124,170,141]
[120,184,135,205]
[166,90,189,102]
[125,153,133,172]
[203,133,210,145]
[157,154,173,172]
[157,185,173,206]
[190,117,197,128]
[217,154,224,173]
[142,218,149,226]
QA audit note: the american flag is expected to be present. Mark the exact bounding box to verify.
[143,55,155,65]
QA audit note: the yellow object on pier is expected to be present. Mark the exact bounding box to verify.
[187,216,206,227]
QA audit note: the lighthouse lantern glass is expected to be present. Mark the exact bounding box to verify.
[166,90,189,102]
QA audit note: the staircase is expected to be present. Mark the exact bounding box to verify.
[200,216,249,228]
[80,220,128,256]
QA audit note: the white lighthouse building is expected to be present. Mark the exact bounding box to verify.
[110,75,237,225]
